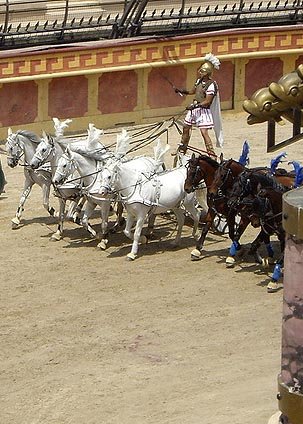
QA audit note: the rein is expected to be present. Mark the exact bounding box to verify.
[186,145,218,159]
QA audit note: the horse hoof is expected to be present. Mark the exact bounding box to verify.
[170,240,181,248]
[50,233,62,242]
[97,239,108,250]
[126,253,137,261]
[11,217,20,229]
[261,257,270,268]
[226,256,236,268]
[74,217,81,225]
[49,207,56,216]
[139,235,148,244]
[267,281,281,293]
[191,249,202,261]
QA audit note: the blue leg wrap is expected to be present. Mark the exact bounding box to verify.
[266,243,274,258]
[229,240,240,257]
[272,263,281,282]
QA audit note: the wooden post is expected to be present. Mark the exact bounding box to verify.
[267,119,276,152]
[293,108,301,138]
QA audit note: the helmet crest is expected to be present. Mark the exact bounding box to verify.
[199,53,221,76]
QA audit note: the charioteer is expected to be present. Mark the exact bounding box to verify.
[174,52,224,160]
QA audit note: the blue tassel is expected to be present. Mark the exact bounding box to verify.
[238,140,250,166]
[290,161,303,188]
[270,152,287,174]
[272,263,281,282]
[229,240,240,256]
[266,243,274,258]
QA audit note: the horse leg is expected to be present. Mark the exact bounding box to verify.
[110,201,125,233]
[248,230,274,267]
[11,180,34,228]
[267,254,284,293]
[249,229,268,264]
[66,197,85,224]
[81,202,98,239]
[97,200,111,250]
[170,208,185,247]
[267,230,285,293]
[225,215,249,268]
[42,183,56,217]
[126,212,148,261]
[183,194,201,239]
[50,198,66,241]
[123,213,135,241]
[146,213,156,238]
[191,208,215,260]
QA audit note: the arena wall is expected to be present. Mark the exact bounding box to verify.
[0,25,303,138]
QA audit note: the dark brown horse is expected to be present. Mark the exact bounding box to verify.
[184,154,251,261]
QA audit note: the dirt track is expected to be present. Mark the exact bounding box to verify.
[0,112,300,424]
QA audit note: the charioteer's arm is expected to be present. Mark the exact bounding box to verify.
[174,86,195,96]
[186,93,215,110]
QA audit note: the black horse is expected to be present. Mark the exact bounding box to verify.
[239,186,285,292]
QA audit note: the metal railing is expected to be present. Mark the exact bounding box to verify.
[0,0,302,49]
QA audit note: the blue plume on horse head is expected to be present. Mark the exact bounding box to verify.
[270,152,287,174]
[289,160,303,188]
[238,140,250,166]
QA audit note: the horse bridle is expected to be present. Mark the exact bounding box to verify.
[215,160,238,192]
[186,160,206,190]
[6,134,24,164]
[53,152,78,185]
[241,192,282,234]
[32,140,56,168]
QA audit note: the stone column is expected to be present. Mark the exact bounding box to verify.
[270,187,303,424]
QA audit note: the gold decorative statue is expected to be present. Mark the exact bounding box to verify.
[243,65,303,126]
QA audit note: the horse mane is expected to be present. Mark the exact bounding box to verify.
[197,155,219,168]
[17,130,41,144]
[244,170,286,191]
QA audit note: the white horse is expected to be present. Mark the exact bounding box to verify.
[52,129,167,250]
[5,128,55,228]
[99,158,201,260]
[29,122,105,241]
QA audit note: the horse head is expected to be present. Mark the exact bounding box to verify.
[184,154,218,193]
[30,131,55,169]
[184,154,200,193]
[6,128,23,168]
[98,159,119,196]
[6,128,41,168]
[52,146,75,186]
[227,170,252,209]
[209,158,243,197]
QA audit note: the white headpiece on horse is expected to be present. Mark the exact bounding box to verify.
[52,117,73,138]
[115,129,130,157]
[87,123,104,147]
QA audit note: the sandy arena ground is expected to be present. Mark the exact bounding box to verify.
[0,111,301,424]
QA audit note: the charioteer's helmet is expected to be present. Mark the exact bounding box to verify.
[199,53,221,76]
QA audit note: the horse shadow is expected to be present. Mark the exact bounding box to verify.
[9,214,58,230]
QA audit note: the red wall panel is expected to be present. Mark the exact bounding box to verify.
[245,58,283,98]
[147,65,186,109]
[48,76,88,119]
[98,71,138,114]
[0,81,38,127]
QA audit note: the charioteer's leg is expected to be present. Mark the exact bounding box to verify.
[178,125,191,154]
[200,128,217,160]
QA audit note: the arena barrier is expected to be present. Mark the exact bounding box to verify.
[1,25,303,139]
